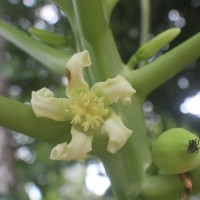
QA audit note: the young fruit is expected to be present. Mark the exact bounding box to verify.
[152,128,200,174]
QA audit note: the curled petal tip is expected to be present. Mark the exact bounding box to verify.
[92,75,136,105]
[50,127,94,161]
[101,112,133,154]
[66,50,91,97]
[68,126,94,160]
[50,142,68,160]
[121,96,133,106]
[107,129,132,153]
[80,50,91,67]
[31,87,71,121]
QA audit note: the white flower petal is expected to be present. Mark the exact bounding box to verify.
[50,142,68,160]
[31,87,71,121]
[66,50,91,97]
[100,112,133,154]
[50,126,93,161]
[91,75,136,105]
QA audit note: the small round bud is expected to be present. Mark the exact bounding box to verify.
[152,128,200,174]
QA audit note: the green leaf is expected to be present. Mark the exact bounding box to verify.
[29,28,69,48]
[0,20,74,75]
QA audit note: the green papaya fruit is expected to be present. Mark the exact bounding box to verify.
[152,128,200,174]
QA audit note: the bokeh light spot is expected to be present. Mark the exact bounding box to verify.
[168,9,186,28]
[38,4,59,24]
[9,85,22,97]
[168,10,180,21]
[23,0,36,7]
[15,146,35,164]
[8,0,19,4]
[191,0,200,7]
[25,182,42,200]
[86,163,110,196]
[180,91,200,117]
[177,77,189,89]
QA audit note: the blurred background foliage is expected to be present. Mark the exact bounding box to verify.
[0,0,200,199]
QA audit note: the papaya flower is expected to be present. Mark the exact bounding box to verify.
[31,50,136,161]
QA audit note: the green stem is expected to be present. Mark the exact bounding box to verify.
[140,0,151,46]
[92,96,151,199]
[125,32,200,98]
[0,20,73,75]
[54,0,83,51]
[0,96,70,144]
[102,0,119,22]
[72,1,151,199]
[99,142,143,200]
[73,0,123,83]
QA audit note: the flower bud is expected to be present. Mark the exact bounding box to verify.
[135,28,181,62]
[152,128,200,174]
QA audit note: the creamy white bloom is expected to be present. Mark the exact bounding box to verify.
[101,113,133,153]
[66,50,91,97]
[31,87,71,121]
[91,75,136,105]
[31,50,135,161]
[50,126,93,161]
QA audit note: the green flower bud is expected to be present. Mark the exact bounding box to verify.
[152,128,200,174]
[130,28,181,66]
[138,28,181,60]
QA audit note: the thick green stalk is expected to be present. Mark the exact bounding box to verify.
[71,1,151,199]
[73,0,123,82]
[97,96,151,199]
[91,96,151,199]
[54,0,83,51]
[125,32,200,99]
[0,20,73,75]
[140,0,151,46]
[0,96,70,144]
[102,0,119,22]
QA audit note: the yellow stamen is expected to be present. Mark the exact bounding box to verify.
[69,92,109,131]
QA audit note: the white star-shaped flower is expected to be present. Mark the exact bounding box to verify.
[31,50,136,161]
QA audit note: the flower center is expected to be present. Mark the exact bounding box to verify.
[69,92,109,132]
